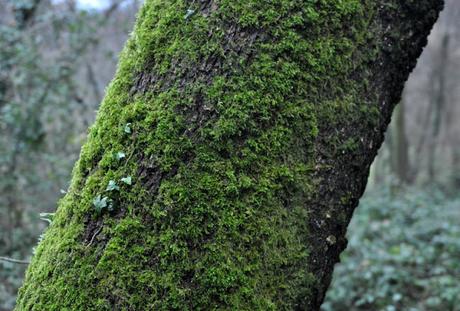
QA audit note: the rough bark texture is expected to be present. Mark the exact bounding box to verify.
[16,1,443,310]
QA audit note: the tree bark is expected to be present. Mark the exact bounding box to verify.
[16,1,443,310]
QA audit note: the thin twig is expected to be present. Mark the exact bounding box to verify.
[87,226,103,247]
[0,256,30,265]
[104,0,129,19]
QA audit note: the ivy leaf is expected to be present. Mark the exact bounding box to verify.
[93,195,108,214]
[121,176,132,185]
[184,9,195,20]
[124,123,132,134]
[116,151,126,160]
[39,212,56,224]
[106,180,119,191]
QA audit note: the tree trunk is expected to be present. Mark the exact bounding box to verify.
[393,99,411,184]
[16,1,443,310]
[428,33,449,183]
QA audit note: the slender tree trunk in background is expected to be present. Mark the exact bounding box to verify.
[16,1,443,310]
[428,33,449,183]
[453,149,460,189]
[393,99,411,184]
[413,84,434,182]
[370,150,385,186]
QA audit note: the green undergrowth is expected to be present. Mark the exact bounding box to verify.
[323,188,460,311]
[16,0,380,309]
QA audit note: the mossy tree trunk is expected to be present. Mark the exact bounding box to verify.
[16,1,443,310]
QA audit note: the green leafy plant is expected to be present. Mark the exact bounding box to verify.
[39,212,56,225]
[124,123,132,134]
[184,9,195,20]
[92,195,109,214]
[116,151,126,160]
[323,188,460,311]
[106,180,119,191]
[121,176,132,185]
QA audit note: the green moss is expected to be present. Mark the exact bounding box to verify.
[338,138,359,153]
[16,0,381,309]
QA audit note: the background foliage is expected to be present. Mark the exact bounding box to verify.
[0,1,138,309]
[322,188,460,311]
[0,0,459,310]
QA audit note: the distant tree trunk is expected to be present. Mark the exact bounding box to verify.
[16,1,443,310]
[392,99,411,184]
[374,129,393,185]
[428,33,449,183]
[452,149,460,189]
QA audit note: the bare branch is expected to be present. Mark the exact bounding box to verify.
[104,0,129,19]
[0,256,30,265]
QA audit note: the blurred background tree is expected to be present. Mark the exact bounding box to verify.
[0,0,139,308]
[370,0,460,190]
[0,0,458,310]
